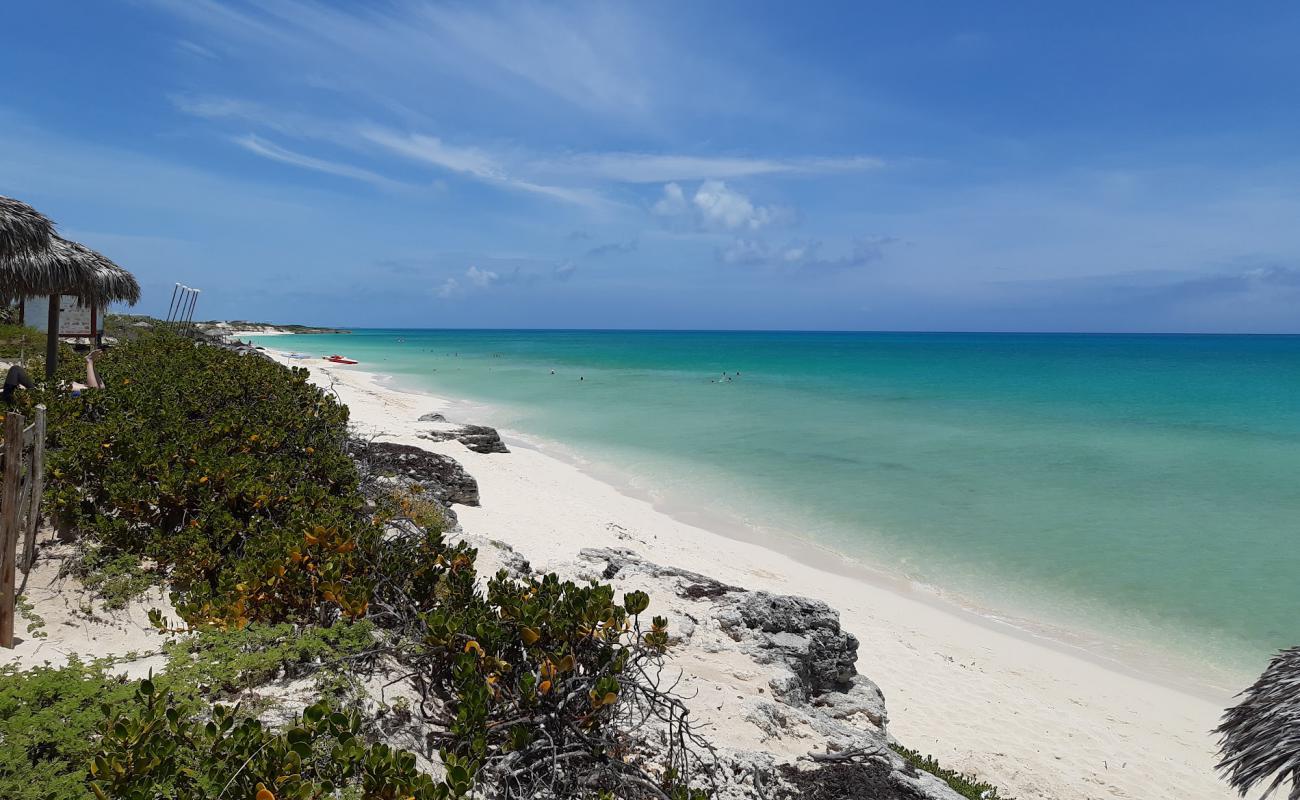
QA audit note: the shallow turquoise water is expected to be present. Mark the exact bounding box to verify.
[260,330,1300,685]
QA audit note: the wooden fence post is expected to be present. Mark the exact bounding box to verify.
[22,406,46,574]
[1,411,26,647]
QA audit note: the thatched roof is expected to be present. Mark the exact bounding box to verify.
[0,196,55,260]
[89,261,141,306]
[1218,646,1300,799]
[0,236,138,306]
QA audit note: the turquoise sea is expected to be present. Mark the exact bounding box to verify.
[255,330,1300,688]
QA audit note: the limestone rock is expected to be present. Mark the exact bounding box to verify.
[419,424,509,454]
[719,591,859,701]
[352,440,479,507]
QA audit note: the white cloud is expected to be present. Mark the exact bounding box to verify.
[434,277,460,298]
[232,134,401,188]
[466,265,499,287]
[537,153,883,183]
[654,180,786,231]
[652,182,688,216]
[693,179,778,230]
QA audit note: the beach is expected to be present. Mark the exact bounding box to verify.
[252,340,1239,800]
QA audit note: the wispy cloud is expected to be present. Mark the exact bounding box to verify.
[148,0,694,122]
[584,239,638,258]
[719,236,900,270]
[361,127,609,208]
[232,134,402,189]
[537,153,883,183]
[175,39,218,60]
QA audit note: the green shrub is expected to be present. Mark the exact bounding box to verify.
[0,659,135,800]
[45,331,378,626]
[91,681,442,800]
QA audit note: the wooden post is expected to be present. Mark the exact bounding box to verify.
[22,406,46,574]
[45,294,60,380]
[1,411,26,647]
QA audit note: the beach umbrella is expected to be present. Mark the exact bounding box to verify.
[1217,646,1300,799]
[0,196,55,260]
[1,236,138,378]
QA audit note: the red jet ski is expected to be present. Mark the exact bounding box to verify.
[324,354,359,365]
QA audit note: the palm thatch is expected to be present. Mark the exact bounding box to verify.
[1218,646,1300,799]
[0,196,55,260]
[87,260,141,307]
[0,236,136,305]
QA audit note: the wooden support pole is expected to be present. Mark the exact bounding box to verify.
[45,295,60,380]
[22,406,46,574]
[1,411,26,647]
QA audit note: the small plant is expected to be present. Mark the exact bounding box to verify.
[14,594,47,638]
[69,546,156,611]
[891,743,1012,800]
[160,620,378,702]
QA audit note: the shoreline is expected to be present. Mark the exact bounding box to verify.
[256,341,1238,800]
[268,342,1249,700]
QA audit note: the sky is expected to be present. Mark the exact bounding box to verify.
[3,1,1300,332]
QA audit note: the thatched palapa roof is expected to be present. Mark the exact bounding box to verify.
[1218,646,1300,799]
[0,195,56,260]
[88,260,141,306]
[0,236,138,306]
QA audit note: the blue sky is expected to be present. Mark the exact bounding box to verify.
[3,1,1300,332]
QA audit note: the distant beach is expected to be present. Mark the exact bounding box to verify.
[249,331,1261,800]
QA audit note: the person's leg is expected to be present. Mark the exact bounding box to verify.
[85,353,104,389]
[3,364,34,403]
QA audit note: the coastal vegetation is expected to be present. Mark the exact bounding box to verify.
[2,329,712,799]
[0,326,1012,799]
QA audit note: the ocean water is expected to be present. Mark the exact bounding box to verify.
[258,330,1300,687]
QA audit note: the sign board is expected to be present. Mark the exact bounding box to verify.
[58,296,93,336]
[19,296,103,337]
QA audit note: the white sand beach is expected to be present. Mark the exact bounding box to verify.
[264,349,1236,800]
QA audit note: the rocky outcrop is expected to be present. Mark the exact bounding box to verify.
[719,592,861,702]
[419,424,509,454]
[574,547,964,800]
[350,440,480,509]
[418,412,447,423]
[579,547,743,601]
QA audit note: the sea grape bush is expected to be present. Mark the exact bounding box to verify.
[91,679,443,800]
[406,565,702,798]
[44,331,377,626]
